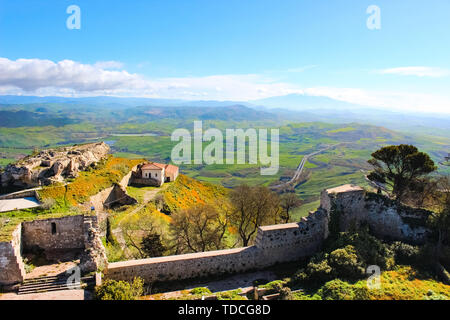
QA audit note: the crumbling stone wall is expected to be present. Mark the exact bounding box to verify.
[22,216,85,251]
[105,209,329,283]
[1,183,434,286]
[0,215,107,286]
[0,225,25,285]
[88,165,139,229]
[320,184,431,244]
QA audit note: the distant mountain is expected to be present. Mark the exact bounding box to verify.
[127,105,275,121]
[0,95,250,109]
[250,94,450,137]
[1,94,449,137]
[0,110,76,128]
[251,94,365,110]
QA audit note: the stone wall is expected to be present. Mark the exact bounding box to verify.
[0,225,26,285]
[1,183,434,286]
[88,165,139,229]
[22,215,85,251]
[0,214,107,286]
[320,184,431,244]
[105,184,433,284]
[105,209,329,283]
[0,189,40,200]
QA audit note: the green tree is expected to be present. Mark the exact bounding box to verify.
[367,144,436,201]
[141,233,166,258]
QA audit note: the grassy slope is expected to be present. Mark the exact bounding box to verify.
[2,120,449,220]
[160,174,229,213]
[0,156,144,241]
[293,266,450,300]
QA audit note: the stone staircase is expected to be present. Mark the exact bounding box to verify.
[18,274,95,295]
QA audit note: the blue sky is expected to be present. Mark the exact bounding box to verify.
[0,0,449,113]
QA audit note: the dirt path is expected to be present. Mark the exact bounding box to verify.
[112,185,168,257]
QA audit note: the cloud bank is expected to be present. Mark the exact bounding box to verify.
[378,66,450,78]
[0,57,449,113]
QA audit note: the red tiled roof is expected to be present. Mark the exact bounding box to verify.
[142,162,179,172]
[164,164,179,175]
[141,163,163,170]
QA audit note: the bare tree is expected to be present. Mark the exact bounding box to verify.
[280,193,302,223]
[170,204,229,253]
[230,185,283,246]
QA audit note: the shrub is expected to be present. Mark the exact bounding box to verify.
[292,291,322,300]
[260,280,287,292]
[304,254,333,283]
[216,289,246,300]
[95,277,144,300]
[190,287,212,296]
[390,241,420,265]
[105,242,126,262]
[141,233,166,257]
[317,279,355,300]
[329,228,395,270]
[328,245,365,279]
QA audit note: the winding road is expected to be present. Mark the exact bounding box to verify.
[270,143,345,190]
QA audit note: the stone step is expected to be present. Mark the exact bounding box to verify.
[18,275,95,295]
[19,280,83,292]
[23,275,93,285]
[18,283,84,295]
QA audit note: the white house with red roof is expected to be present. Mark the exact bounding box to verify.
[140,162,179,186]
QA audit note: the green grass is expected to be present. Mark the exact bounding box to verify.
[291,200,321,221]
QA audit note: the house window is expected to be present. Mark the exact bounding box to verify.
[155,173,158,177]
[51,222,57,235]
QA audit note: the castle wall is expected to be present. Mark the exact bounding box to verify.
[105,209,329,283]
[1,183,433,286]
[0,225,26,285]
[321,185,431,244]
[22,215,85,251]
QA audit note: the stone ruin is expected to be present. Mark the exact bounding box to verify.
[0,142,110,188]
[0,215,107,287]
[0,183,435,288]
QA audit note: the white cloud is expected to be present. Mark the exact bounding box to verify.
[378,66,450,77]
[0,57,302,100]
[0,57,448,114]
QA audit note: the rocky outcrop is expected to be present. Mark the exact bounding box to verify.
[0,142,110,188]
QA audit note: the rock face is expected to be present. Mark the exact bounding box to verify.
[0,142,110,188]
